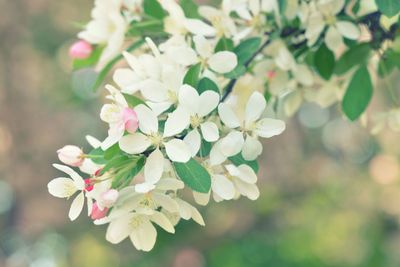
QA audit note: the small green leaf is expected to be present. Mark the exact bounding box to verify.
[87,147,107,164]
[378,49,400,77]
[174,159,211,193]
[180,0,200,18]
[234,37,261,64]
[376,0,400,17]
[197,77,220,94]
[215,37,234,52]
[228,153,259,173]
[334,43,371,75]
[100,155,130,175]
[197,140,212,157]
[342,65,373,121]
[183,63,202,87]
[123,93,146,107]
[112,156,145,188]
[127,19,164,37]
[314,43,335,80]
[224,64,246,79]
[143,0,166,19]
[72,46,103,70]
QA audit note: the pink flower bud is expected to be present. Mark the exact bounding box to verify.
[84,178,94,192]
[57,145,84,167]
[69,40,93,59]
[122,107,139,133]
[90,202,108,220]
[100,189,119,207]
[266,70,276,80]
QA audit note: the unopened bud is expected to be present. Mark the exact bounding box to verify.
[57,145,84,167]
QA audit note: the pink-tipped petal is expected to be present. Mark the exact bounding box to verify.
[122,107,139,133]
[90,202,109,220]
[57,145,84,167]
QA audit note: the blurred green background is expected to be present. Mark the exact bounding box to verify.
[1,0,400,266]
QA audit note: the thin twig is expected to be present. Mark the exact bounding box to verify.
[221,38,271,101]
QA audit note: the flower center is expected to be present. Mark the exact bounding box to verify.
[149,133,163,147]
[167,89,178,103]
[325,15,336,26]
[129,216,144,229]
[190,115,203,128]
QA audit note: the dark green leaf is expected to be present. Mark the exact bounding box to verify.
[92,39,145,92]
[111,156,145,188]
[228,153,259,173]
[224,64,246,79]
[197,140,212,157]
[334,43,371,75]
[174,159,211,193]
[234,37,261,64]
[197,77,220,94]
[183,63,202,87]
[127,19,164,37]
[123,93,146,107]
[378,49,400,77]
[376,0,400,17]
[342,65,373,121]
[180,0,200,18]
[314,43,335,80]
[100,155,130,175]
[215,37,234,52]
[143,0,166,19]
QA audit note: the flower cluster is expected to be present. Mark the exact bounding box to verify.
[51,0,400,251]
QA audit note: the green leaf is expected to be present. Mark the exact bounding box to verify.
[334,43,371,75]
[376,0,400,17]
[183,63,202,87]
[215,37,234,52]
[314,43,335,80]
[197,77,220,94]
[342,65,373,121]
[180,0,200,18]
[87,147,107,164]
[92,39,145,92]
[224,64,246,79]
[378,49,400,77]
[197,140,212,157]
[228,153,259,173]
[72,46,103,70]
[143,0,166,19]
[173,159,211,193]
[234,37,261,64]
[112,156,145,188]
[123,93,146,107]
[127,19,164,37]
[104,144,121,160]
[100,155,130,175]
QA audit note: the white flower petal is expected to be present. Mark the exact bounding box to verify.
[193,35,213,58]
[193,191,210,206]
[325,26,344,52]
[129,218,157,251]
[255,118,286,138]
[155,178,184,191]
[164,139,191,163]
[233,179,260,200]
[336,21,360,40]
[209,141,228,165]
[153,192,180,213]
[113,68,140,94]
[209,51,238,73]
[166,46,198,66]
[150,211,175,233]
[183,128,201,156]
[200,122,219,142]
[242,136,263,161]
[294,64,314,86]
[163,107,190,138]
[139,80,168,102]
[106,213,134,244]
[236,164,258,183]
[178,84,200,114]
[184,19,217,37]
[48,178,77,198]
[68,192,85,221]
[190,205,205,226]
[135,104,159,134]
[197,90,220,117]
[119,133,151,154]
[218,103,240,128]
[144,148,164,184]
[212,174,235,200]
[52,164,84,190]
[220,130,244,157]
[245,91,266,124]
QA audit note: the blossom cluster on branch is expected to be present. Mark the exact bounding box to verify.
[49,0,400,251]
